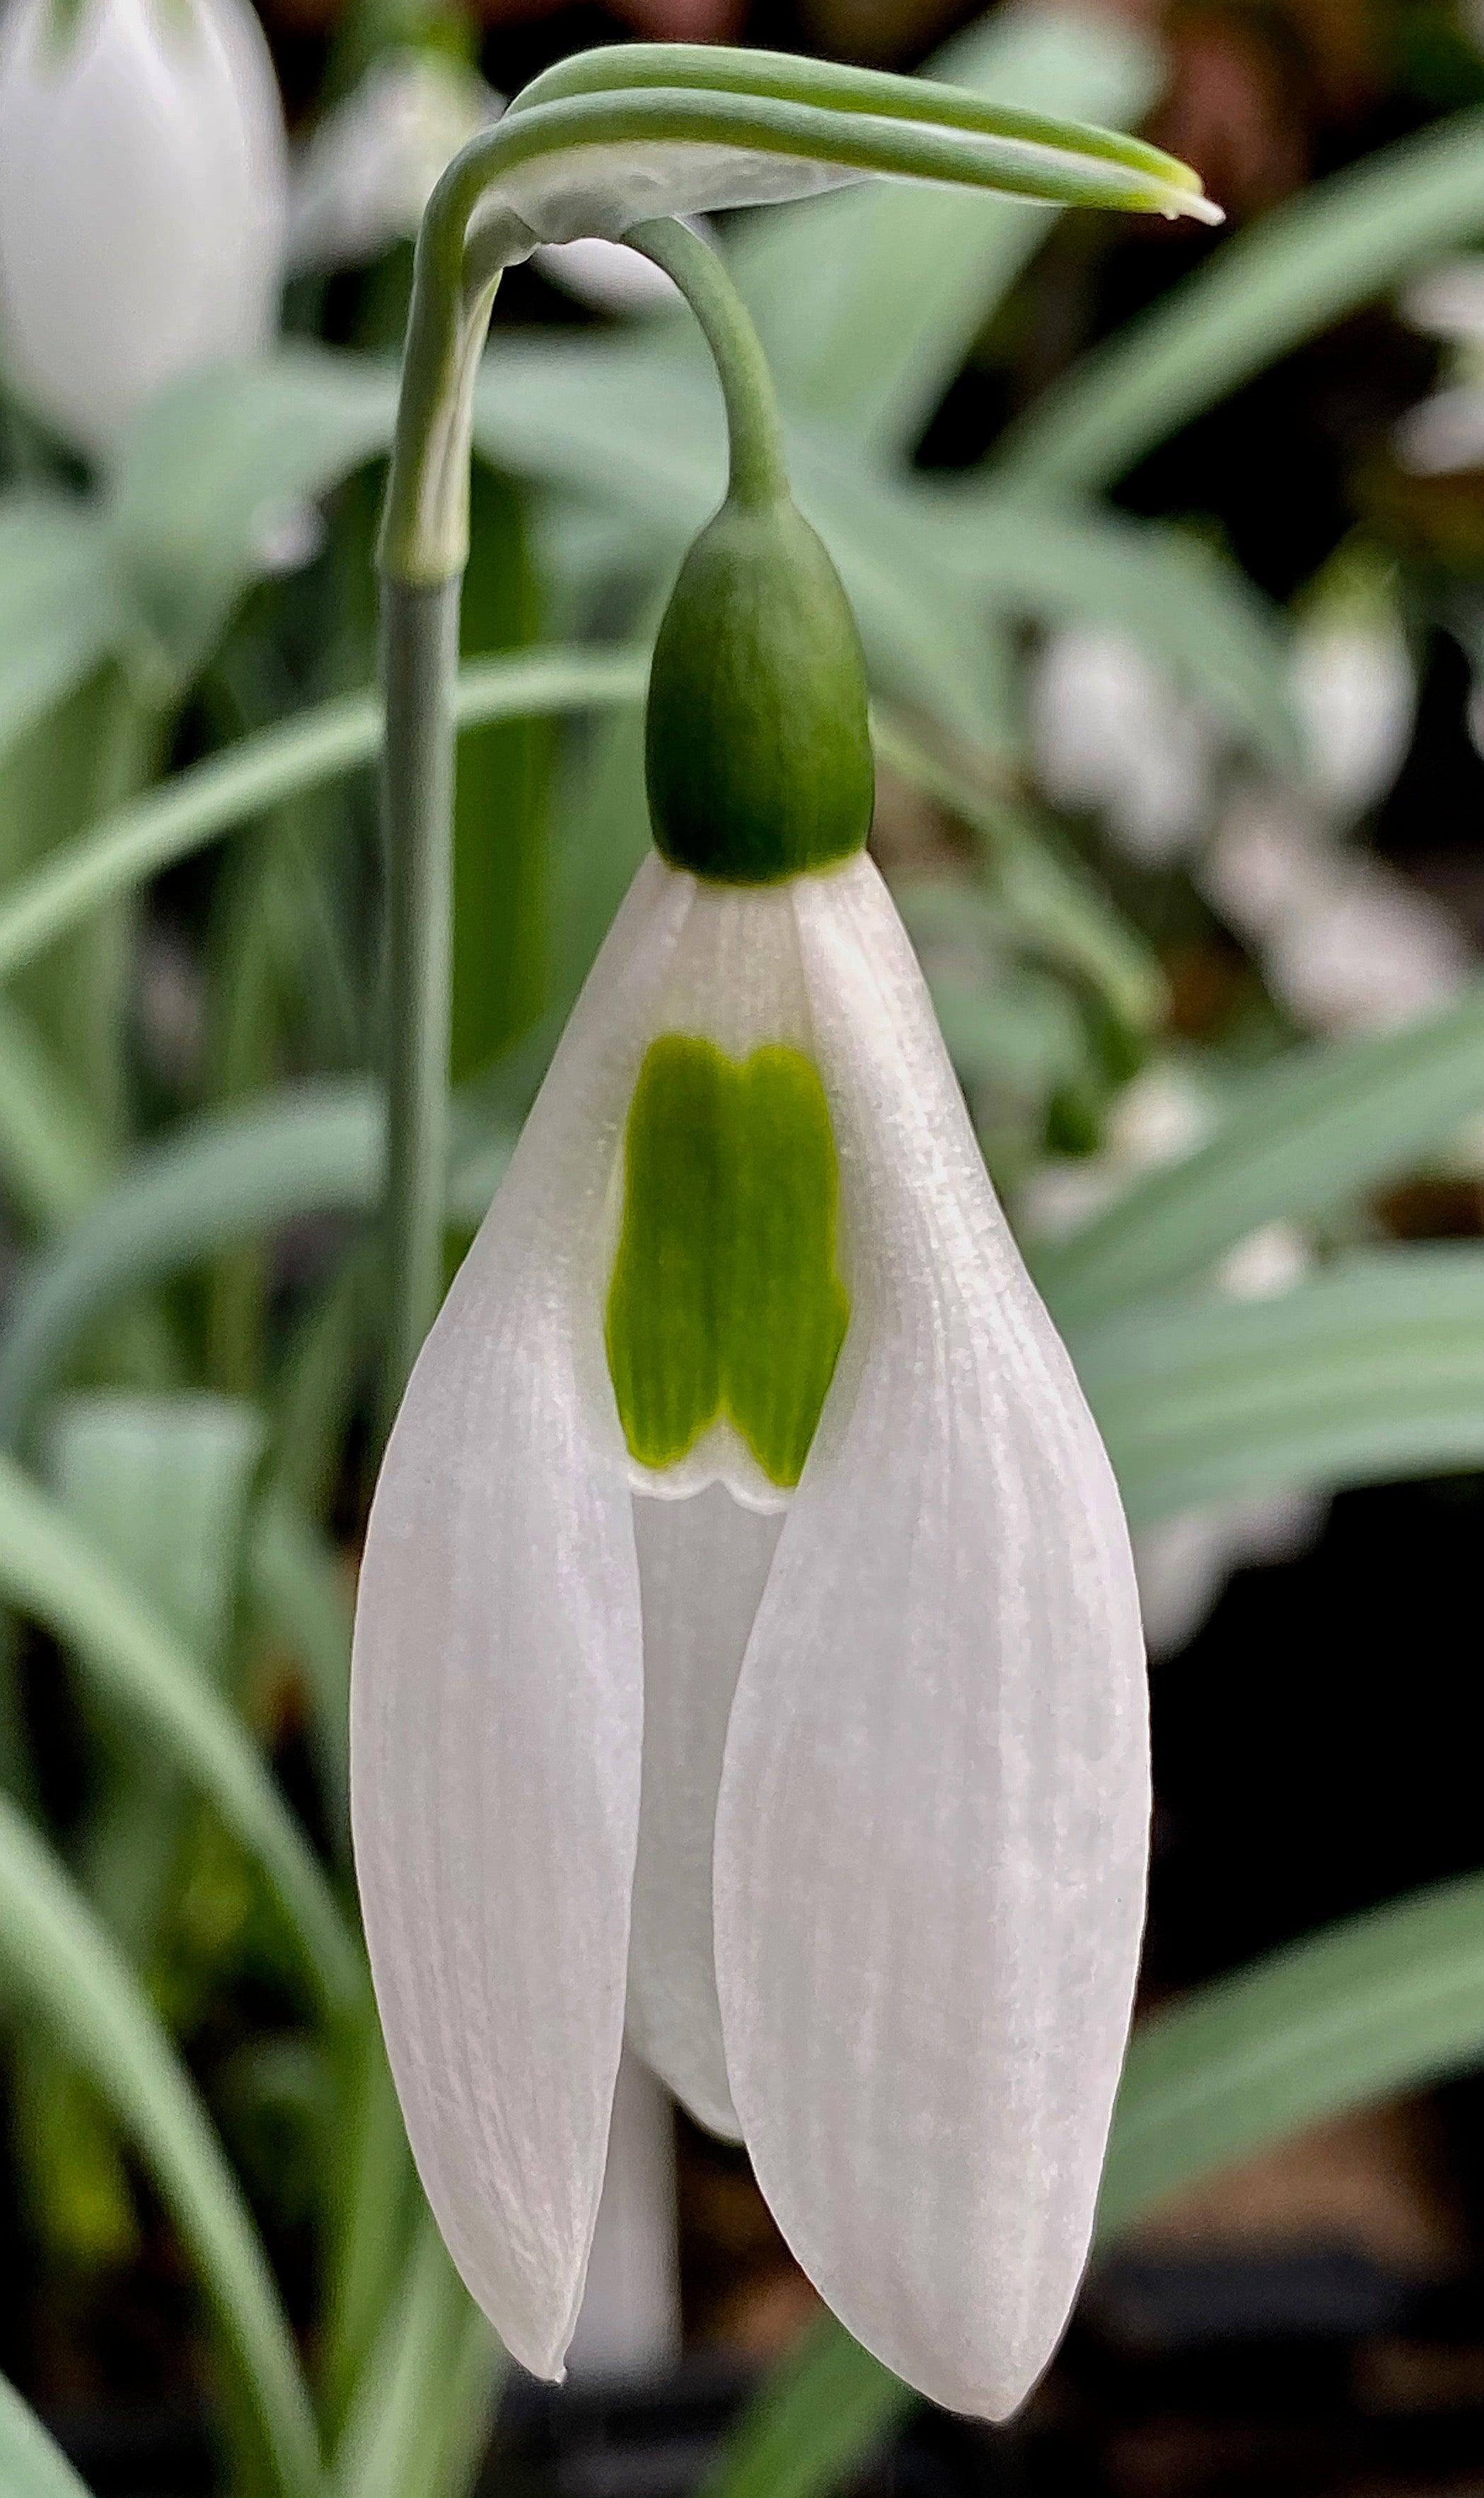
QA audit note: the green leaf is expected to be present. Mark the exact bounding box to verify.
[330,2209,492,2498]
[995,101,1484,494]
[727,8,1161,456]
[108,347,398,675]
[0,647,648,988]
[0,494,122,757]
[249,1497,354,1839]
[0,2371,93,2498]
[873,712,1164,1029]
[1076,1245,1484,1525]
[0,995,116,1230]
[706,1868,1484,2498]
[1038,981,1484,1324]
[0,1450,360,2019]
[1101,1870,1484,2238]
[695,2315,912,2498]
[0,1793,322,2498]
[0,1082,514,1448]
[900,480,1297,765]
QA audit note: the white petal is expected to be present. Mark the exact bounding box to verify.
[352,855,694,2378]
[714,855,1149,2420]
[627,1486,782,2139]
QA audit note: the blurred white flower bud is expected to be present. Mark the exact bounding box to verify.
[0,0,288,457]
[1031,625,1218,864]
[289,48,496,273]
[1290,619,1414,817]
[1204,788,1473,1035]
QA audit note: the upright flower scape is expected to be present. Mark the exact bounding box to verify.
[352,46,1218,2424]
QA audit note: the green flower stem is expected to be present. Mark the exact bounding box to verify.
[627,216,788,508]
[379,579,459,1440]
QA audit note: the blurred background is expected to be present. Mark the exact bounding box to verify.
[3,0,1484,2492]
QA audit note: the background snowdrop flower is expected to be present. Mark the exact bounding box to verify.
[354,405,1150,2415]
[1290,616,1414,817]
[1031,623,1219,864]
[1203,787,1472,1035]
[0,0,287,458]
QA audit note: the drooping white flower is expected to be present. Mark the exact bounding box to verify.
[0,0,287,456]
[351,842,1149,2417]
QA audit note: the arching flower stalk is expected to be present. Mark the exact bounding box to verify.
[354,53,1215,2422]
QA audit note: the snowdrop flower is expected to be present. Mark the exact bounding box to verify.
[354,472,1149,2415]
[1204,787,1472,1035]
[0,0,286,456]
[1031,625,1219,864]
[289,48,688,312]
[1290,618,1413,818]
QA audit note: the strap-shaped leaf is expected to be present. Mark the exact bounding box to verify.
[1102,1870,1484,2236]
[0,1794,321,2498]
[0,2372,92,2498]
[0,646,647,986]
[995,101,1484,494]
[1039,981,1484,1324]
[108,349,398,676]
[0,494,122,758]
[0,1452,360,2018]
[0,1083,514,1446]
[1076,1246,1484,1526]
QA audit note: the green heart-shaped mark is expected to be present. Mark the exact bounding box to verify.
[605,1033,850,1491]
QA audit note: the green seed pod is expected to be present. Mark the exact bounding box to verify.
[644,492,875,884]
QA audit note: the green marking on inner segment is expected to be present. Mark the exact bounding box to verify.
[605,1033,850,1491]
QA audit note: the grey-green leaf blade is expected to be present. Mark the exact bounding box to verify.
[0,1793,322,2498]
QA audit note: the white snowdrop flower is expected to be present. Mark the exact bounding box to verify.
[1031,625,1218,864]
[353,476,1149,2419]
[289,49,497,274]
[1289,619,1414,817]
[1203,788,1473,1036]
[0,0,286,456]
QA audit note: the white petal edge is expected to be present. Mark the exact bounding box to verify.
[713,854,1149,2420]
[627,1486,782,2139]
[351,854,695,2379]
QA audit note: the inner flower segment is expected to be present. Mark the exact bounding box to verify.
[605,1030,850,1491]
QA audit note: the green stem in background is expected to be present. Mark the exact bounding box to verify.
[627,215,789,507]
[377,579,459,1441]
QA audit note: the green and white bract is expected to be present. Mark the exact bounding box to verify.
[350,840,1149,2419]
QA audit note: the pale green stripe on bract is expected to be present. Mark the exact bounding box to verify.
[605,1034,849,1492]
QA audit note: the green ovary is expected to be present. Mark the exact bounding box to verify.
[605,1033,850,1492]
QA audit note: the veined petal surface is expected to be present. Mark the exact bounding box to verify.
[627,1485,782,2139]
[714,855,1149,2419]
[352,855,692,2378]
